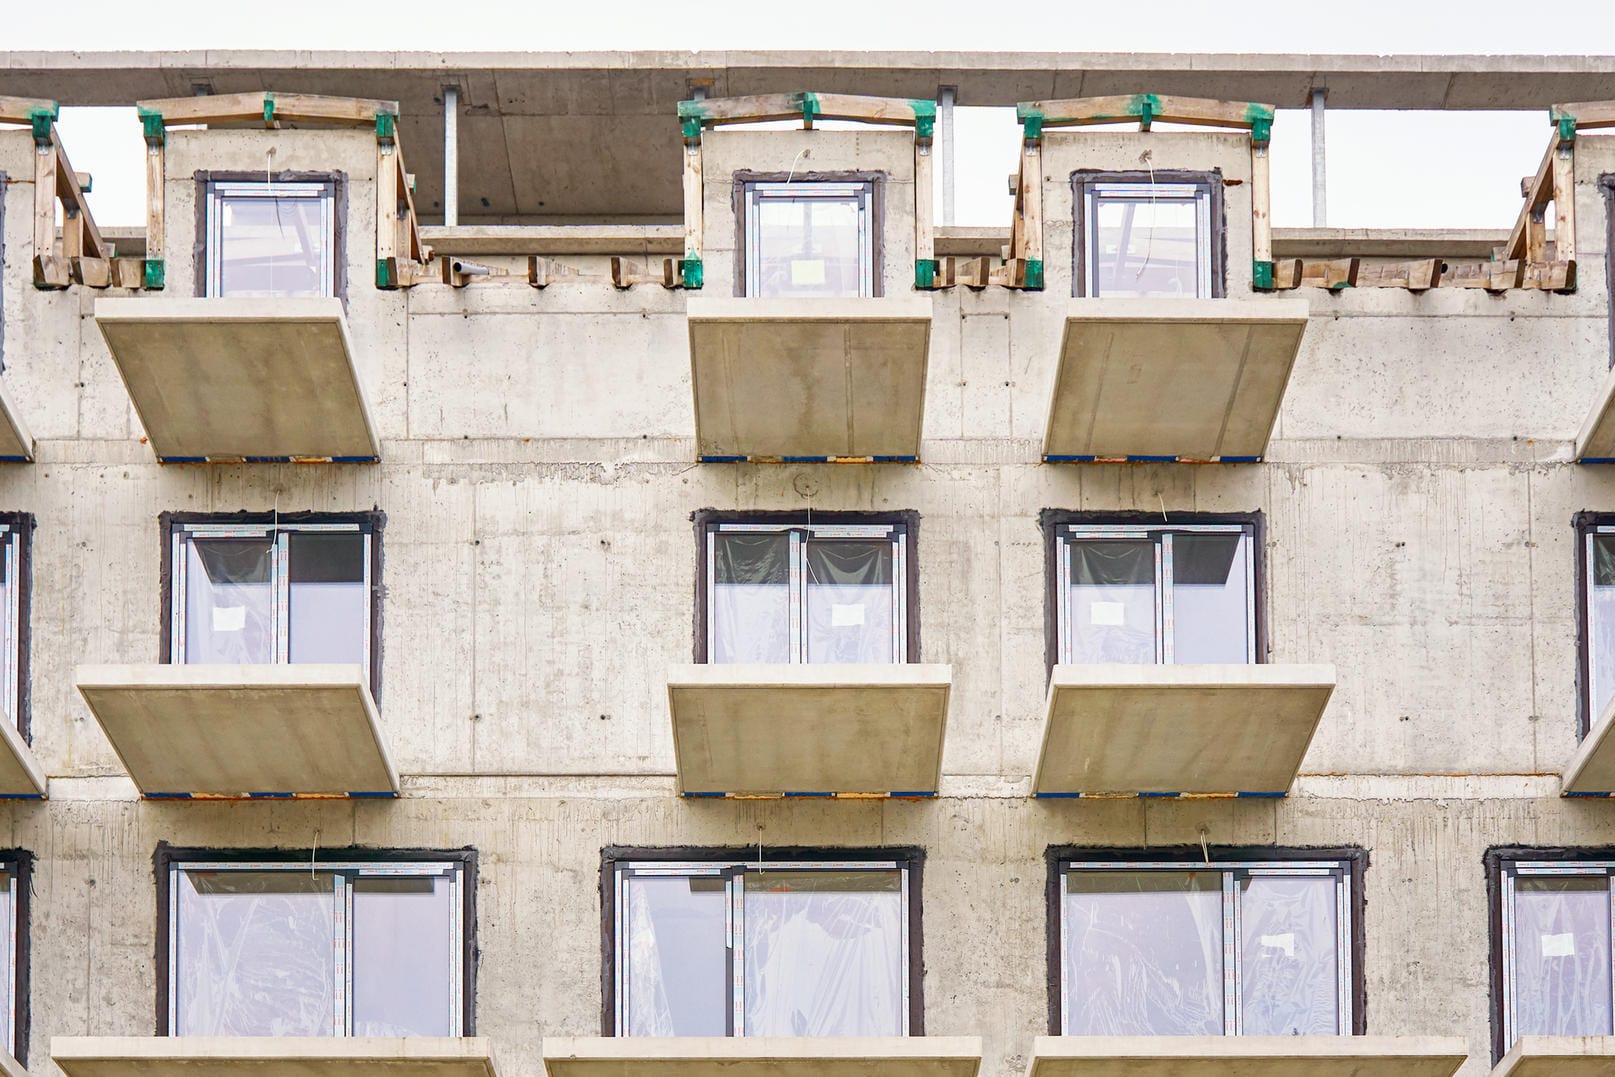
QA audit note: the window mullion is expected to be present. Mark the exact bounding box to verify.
[1158,534,1173,664]
[1608,874,1615,1035]
[1223,870,1239,1035]
[1502,869,1518,1046]
[172,531,188,663]
[275,531,291,663]
[731,870,746,1036]
[788,531,805,663]
[333,872,350,1036]
[891,532,906,662]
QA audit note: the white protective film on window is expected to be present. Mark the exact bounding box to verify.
[0,528,19,734]
[745,182,873,298]
[351,876,455,1036]
[621,873,730,1036]
[288,532,368,665]
[1506,869,1615,1043]
[183,537,276,664]
[207,182,334,298]
[1066,540,1157,663]
[1062,861,1353,1037]
[1085,181,1211,298]
[1587,532,1615,725]
[712,532,792,664]
[0,869,13,1055]
[805,540,896,664]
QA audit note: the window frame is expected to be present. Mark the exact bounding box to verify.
[1041,509,1264,674]
[159,511,384,696]
[1574,512,1615,739]
[199,173,343,299]
[1046,845,1366,1037]
[0,515,33,744]
[1486,846,1615,1062]
[692,509,920,664]
[732,170,886,298]
[153,843,476,1037]
[0,851,31,1065]
[1072,169,1226,299]
[600,845,924,1037]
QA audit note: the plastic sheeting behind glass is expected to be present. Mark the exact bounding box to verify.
[1069,541,1156,663]
[713,533,790,663]
[0,872,10,1045]
[352,876,454,1036]
[288,533,366,665]
[1590,537,1615,723]
[806,540,895,663]
[752,196,866,299]
[1092,196,1203,298]
[185,538,275,665]
[622,874,730,1036]
[1240,874,1340,1034]
[1512,876,1614,1037]
[175,870,335,1036]
[217,193,330,298]
[1064,870,1223,1035]
[1173,533,1251,664]
[744,870,904,1036]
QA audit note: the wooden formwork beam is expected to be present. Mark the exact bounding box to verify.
[136,91,398,129]
[0,95,56,128]
[678,92,934,132]
[1017,93,1275,135]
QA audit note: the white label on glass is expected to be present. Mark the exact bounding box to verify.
[1259,932,1296,958]
[831,603,866,627]
[211,605,247,632]
[1542,932,1576,957]
[1089,601,1125,626]
[790,259,827,286]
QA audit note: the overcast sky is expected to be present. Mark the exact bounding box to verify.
[12,0,1615,229]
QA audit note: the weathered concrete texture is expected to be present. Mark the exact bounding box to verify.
[542,1037,983,1077]
[1026,1036,1469,1077]
[93,298,378,462]
[1042,299,1308,460]
[0,718,45,798]
[1033,664,1335,796]
[667,663,951,794]
[74,664,396,796]
[1492,1037,1615,1076]
[689,297,932,460]
[51,1037,500,1077]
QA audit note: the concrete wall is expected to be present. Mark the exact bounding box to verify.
[2,123,1615,1077]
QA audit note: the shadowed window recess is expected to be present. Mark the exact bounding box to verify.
[1079,178,1215,298]
[1496,859,1615,1050]
[1583,526,1615,729]
[744,181,874,298]
[205,181,336,298]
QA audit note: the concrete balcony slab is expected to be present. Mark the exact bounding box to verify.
[1027,1036,1467,1077]
[94,297,379,463]
[1492,1037,1615,1076]
[0,383,33,463]
[1042,298,1309,462]
[688,297,931,462]
[543,1037,982,1077]
[1564,692,1615,795]
[51,1037,498,1077]
[1033,663,1336,797]
[1577,363,1615,461]
[74,663,396,798]
[667,662,951,796]
[0,715,45,798]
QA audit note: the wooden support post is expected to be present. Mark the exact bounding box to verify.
[1017,137,1043,288]
[376,141,399,288]
[914,137,936,288]
[1251,142,1273,289]
[32,135,67,288]
[144,134,165,289]
[681,139,704,289]
[1553,139,1577,265]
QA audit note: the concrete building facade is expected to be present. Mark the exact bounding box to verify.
[0,50,1614,1077]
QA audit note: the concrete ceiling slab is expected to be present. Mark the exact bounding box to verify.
[1492,1038,1615,1077]
[1575,363,1615,462]
[543,1037,983,1077]
[1561,697,1615,794]
[1043,299,1309,462]
[667,663,951,795]
[689,297,932,461]
[1027,1036,1469,1077]
[0,717,45,797]
[0,383,34,463]
[52,1038,500,1077]
[74,663,397,797]
[1033,663,1336,797]
[94,297,379,463]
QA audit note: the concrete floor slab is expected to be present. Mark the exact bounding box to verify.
[1562,696,1615,794]
[93,297,379,463]
[1027,1036,1468,1077]
[74,664,397,797]
[1042,299,1309,462]
[667,663,951,795]
[0,382,34,463]
[1575,363,1615,461]
[543,1037,982,1077]
[1034,664,1336,796]
[1492,1037,1615,1076]
[688,297,931,461]
[52,1037,499,1077]
[0,716,46,797]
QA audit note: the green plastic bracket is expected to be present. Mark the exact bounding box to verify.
[376,112,397,146]
[79,174,92,193]
[376,259,395,289]
[262,93,276,126]
[801,92,821,127]
[679,256,704,290]
[26,105,57,146]
[1130,93,1161,132]
[915,258,938,289]
[137,107,166,147]
[1245,103,1276,146]
[676,99,709,120]
[682,116,704,142]
[1023,259,1044,290]
[1252,260,1275,290]
[142,259,165,291]
[910,99,937,142]
[1019,108,1044,144]
[1557,114,1578,144]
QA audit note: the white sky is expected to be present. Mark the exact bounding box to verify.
[13,0,1615,230]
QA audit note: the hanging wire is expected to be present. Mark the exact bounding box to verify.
[1134,148,1158,284]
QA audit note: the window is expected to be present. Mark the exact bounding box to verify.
[0,518,28,739]
[0,854,28,1062]
[1494,855,1615,1052]
[1054,854,1358,1037]
[1077,174,1218,298]
[159,851,471,1037]
[1053,520,1256,665]
[743,180,875,298]
[205,180,336,298]
[606,850,920,1037]
[1579,515,1615,734]
[700,516,913,664]
[166,516,377,678]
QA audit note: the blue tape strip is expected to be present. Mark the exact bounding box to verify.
[330,456,378,464]
[0,456,30,464]
[1137,791,1181,798]
[779,456,832,463]
[347,791,398,798]
[682,791,726,798]
[248,791,294,799]
[1034,791,1084,799]
[159,456,208,464]
[0,793,43,800]
[1126,455,1178,463]
[145,792,193,799]
[1579,458,1615,465]
[1237,791,1287,798]
[888,790,936,798]
[698,455,747,463]
[1564,790,1612,798]
[1043,455,1096,463]
[783,791,834,798]
[1219,455,1262,463]
[871,456,919,463]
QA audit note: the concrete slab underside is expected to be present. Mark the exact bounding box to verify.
[1575,364,1615,461]
[1027,1036,1468,1077]
[1561,696,1615,793]
[51,1037,500,1077]
[667,663,951,795]
[689,298,931,460]
[1043,299,1309,461]
[74,664,397,797]
[0,716,46,797]
[1492,1037,1615,1076]
[0,382,33,462]
[1033,664,1336,796]
[542,1037,983,1077]
[93,297,379,462]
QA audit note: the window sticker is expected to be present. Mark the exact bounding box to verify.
[791,259,828,286]
[831,603,866,627]
[1089,600,1126,626]
[1259,932,1296,958]
[211,605,247,632]
[1542,932,1577,958]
